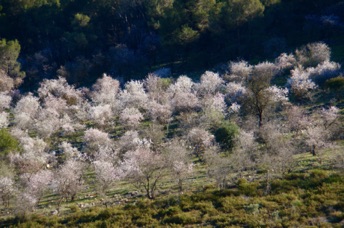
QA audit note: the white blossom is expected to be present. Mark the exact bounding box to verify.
[320,106,339,129]
[118,80,148,109]
[34,107,61,137]
[307,60,341,83]
[0,70,14,92]
[201,93,226,113]
[168,75,194,94]
[14,93,40,129]
[267,86,289,102]
[296,42,331,67]
[0,112,9,128]
[43,96,68,114]
[229,102,241,113]
[59,141,80,160]
[91,74,120,106]
[121,147,166,199]
[38,77,83,105]
[93,160,121,193]
[171,91,199,112]
[117,130,151,154]
[187,128,214,159]
[0,177,16,207]
[24,170,53,199]
[288,66,317,98]
[253,61,279,79]
[83,128,114,160]
[120,107,143,128]
[89,104,113,126]
[148,101,172,124]
[226,82,247,102]
[197,71,224,95]
[52,160,85,202]
[275,53,296,70]
[15,192,38,214]
[228,61,252,82]
[0,92,11,111]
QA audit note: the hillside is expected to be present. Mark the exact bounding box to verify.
[0,0,344,227]
[0,41,344,226]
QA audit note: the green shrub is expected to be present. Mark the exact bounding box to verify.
[325,76,344,92]
[159,206,182,217]
[193,201,217,215]
[220,196,247,213]
[162,210,200,225]
[0,128,20,156]
[134,212,159,226]
[69,204,81,213]
[237,179,260,196]
[244,203,260,214]
[214,121,239,151]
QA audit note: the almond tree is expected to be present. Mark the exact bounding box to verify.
[0,177,16,208]
[225,82,247,103]
[0,112,9,128]
[119,107,143,129]
[52,160,85,211]
[197,71,224,96]
[34,107,61,138]
[38,77,83,106]
[320,106,339,129]
[285,105,309,134]
[305,125,329,157]
[83,128,115,161]
[147,101,172,125]
[0,92,11,111]
[168,75,199,113]
[13,93,40,130]
[288,66,317,99]
[14,192,37,216]
[144,74,170,104]
[204,148,232,189]
[187,127,214,161]
[59,141,81,161]
[260,123,295,171]
[275,53,296,70]
[22,169,53,205]
[295,42,331,67]
[227,60,252,82]
[117,130,144,155]
[91,74,120,107]
[118,80,148,110]
[200,93,226,128]
[164,139,193,194]
[244,62,287,127]
[89,104,113,127]
[10,135,49,178]
[303,106,339,157]
[121,147,166,199]
[0,70,14,92]
[93,160,122,197]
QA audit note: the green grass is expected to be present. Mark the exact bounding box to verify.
[1,166,343,227]
[1,144,344,227]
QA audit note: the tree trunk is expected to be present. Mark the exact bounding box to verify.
[258,109,263,128]
[265,171,271,195]
[178,178,183,194]
[311,145,316,156]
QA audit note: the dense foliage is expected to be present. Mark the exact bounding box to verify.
[0,0,343,88]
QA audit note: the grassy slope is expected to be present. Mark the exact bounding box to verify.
[1,150,343,227]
